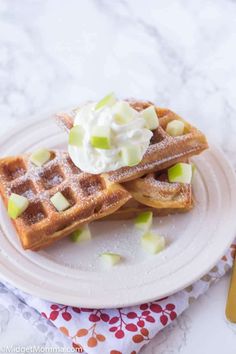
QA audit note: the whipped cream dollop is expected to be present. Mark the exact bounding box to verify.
[68,102,153,174]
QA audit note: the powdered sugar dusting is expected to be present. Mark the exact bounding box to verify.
[56,102,207,183]
[22,189,35,199]
[0,150,130,234]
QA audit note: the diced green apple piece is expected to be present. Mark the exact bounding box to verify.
[141,232,165,254]
[30,148,51,167]
[95,92,116,110]
[135,211,153,231]
[141,106,159,130]
[168,163,192,184]
[166,120,185,136]
[100,252,121,266]
[50,192,70,211]
[113,101,136,124]
[91,126,111,149]
[8,193,29,219]
[70,225,91,243]
[69,126,84,147]
[121,144,142,167]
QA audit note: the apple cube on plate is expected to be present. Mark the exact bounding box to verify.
[113,101,136,125]
[50,192,71,211]
[95,92,116,110]
[30,148,51,167]
[141,106,159,130]
[166,120,185,137]
[70,225,91,243]
[91,126,111,150]
[135,211,153,231]
[69,126,84,147]
[121,144,142,166]
[8,193,29,219]
[168,163,192,184]
[141,232,165,254]
[100,252,121,266]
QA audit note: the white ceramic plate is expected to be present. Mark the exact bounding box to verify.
[0,115,236,309]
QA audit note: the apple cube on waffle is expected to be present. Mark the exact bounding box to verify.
[123,168,193,210]
[0,151,131,251]
[55,99,208,183]
[105,165,193,220]
[108,100,208,182]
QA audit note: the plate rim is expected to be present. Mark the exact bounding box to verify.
[0,114,235,308]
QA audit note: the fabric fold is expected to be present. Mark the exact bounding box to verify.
[1,241,235,353]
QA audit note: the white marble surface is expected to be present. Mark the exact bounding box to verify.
[0,0,236,353]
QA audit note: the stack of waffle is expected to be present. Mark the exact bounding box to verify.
[0,100,208,250]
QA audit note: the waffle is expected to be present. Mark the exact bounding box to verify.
[105,198,193,220]
[123,168,193,210]
[56,100,208,183]
[105,167,193,220]
[0,151,131,251]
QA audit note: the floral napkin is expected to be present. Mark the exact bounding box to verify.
[1,241,235,353]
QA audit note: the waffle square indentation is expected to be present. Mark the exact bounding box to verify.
[21,202,47,225]
[59,187,76,208]
[40,165,65,190]
[1,159,26,181]
[161,117,190,136]
[66,157,81,175]
[11,180,37,199]
[79,176,105,197]
[150,128,166,144]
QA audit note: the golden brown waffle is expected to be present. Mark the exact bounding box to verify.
[123,168,193,210]
[109,100,208,182]
[55,100,208,183]
[0,151,131,251]
[105,198,193,220]
[105,167,193,220]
